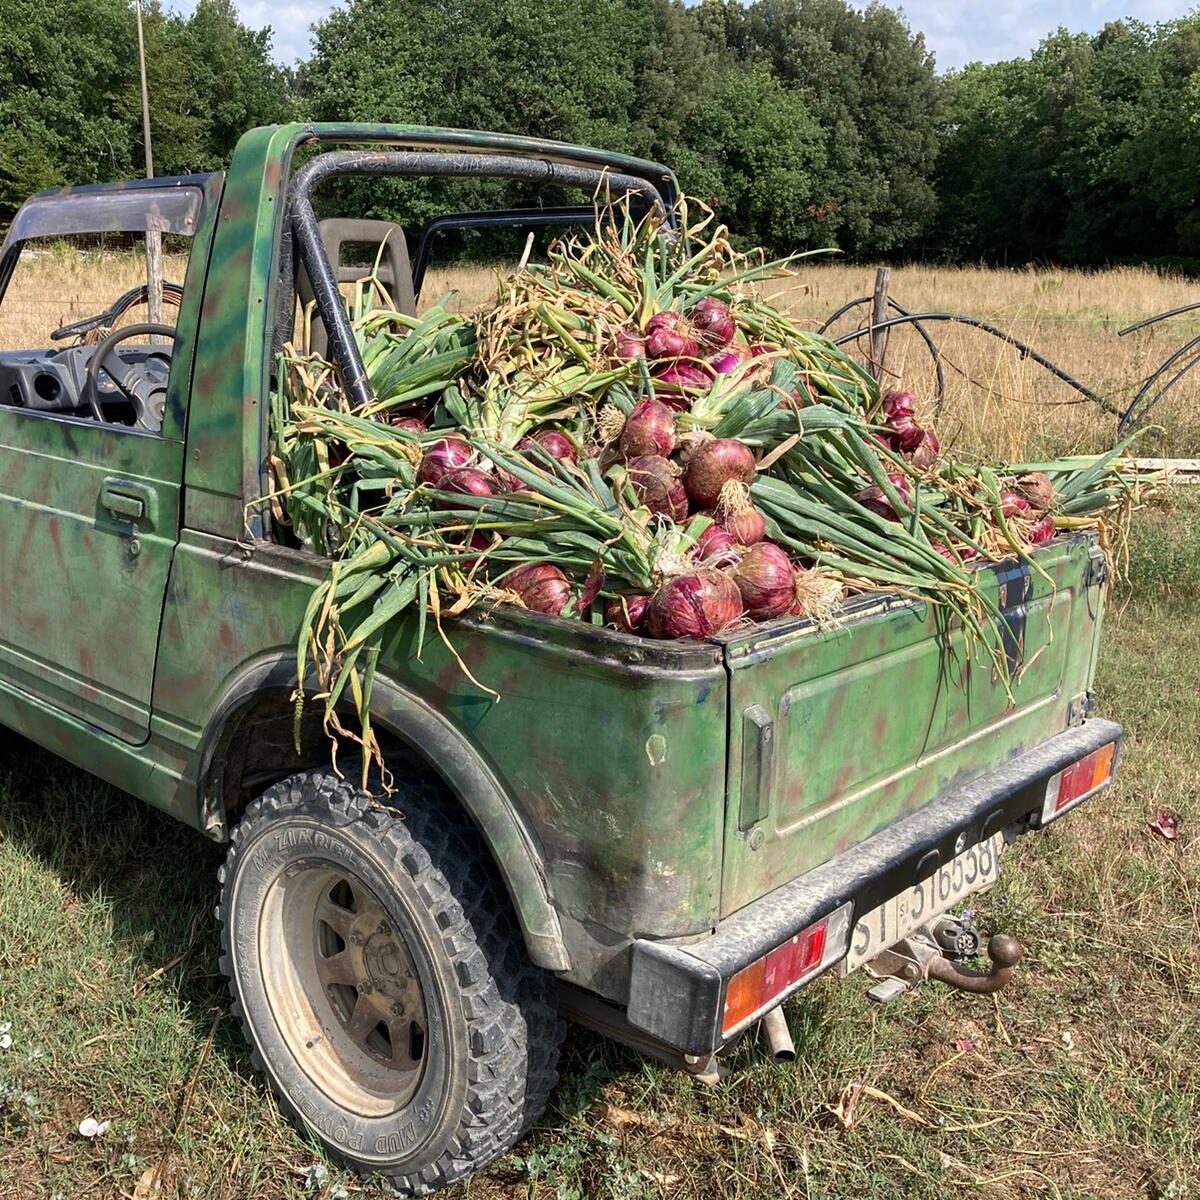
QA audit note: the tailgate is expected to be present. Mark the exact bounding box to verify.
[716,533,1108,916]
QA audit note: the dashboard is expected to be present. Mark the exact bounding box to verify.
[0,345,172,425]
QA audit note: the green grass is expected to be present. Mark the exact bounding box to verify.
[1,496,1198,1200]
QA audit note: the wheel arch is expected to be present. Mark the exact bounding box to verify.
[197,654,570,972]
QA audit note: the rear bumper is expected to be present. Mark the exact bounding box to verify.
[627,718,1123,1055]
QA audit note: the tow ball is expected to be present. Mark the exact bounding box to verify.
[864,915,1024,1003]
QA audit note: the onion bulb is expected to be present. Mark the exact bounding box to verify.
[1018,471,1054,511]
[418,437,473,485]
[628,455,689,522]
[619,398,676,458]
[684,439,757,508]
[731,541,796,619]
[502,564,572,616]
[605,594,651,633]
[646,569,744,639]
[438,467,496,498]
[691,298,735,349]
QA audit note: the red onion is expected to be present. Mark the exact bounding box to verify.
[646,311,686,333]
[684,438,757,508]
[646,569,744,639]
[646,324,700,361]
[908,429,941,470]
[628,455,689,521]
[887,412,926,452]
[392,416,427,433]
[694,524,741,566]
[1000,490,1033,519]
[653,361,713,400]
[855,473,914,521]
[614,331,645,361]
[749,341,778,357]
[619,398,676,458]
[518,429,578,464]
[1018,472,1055,511]
[718,504,767,545]
[439,467,496,498]
[691,298,735,349]
[502,564,572,615]
[710,343,752,375]
[1028,514,1056,544]
[418,437,473,485]
[605,594,651,633]
[731,541,796,620]
[884,390,918,419]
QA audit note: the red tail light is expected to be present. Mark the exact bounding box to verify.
[721,903,852,1035]
[1041,742,1116,824]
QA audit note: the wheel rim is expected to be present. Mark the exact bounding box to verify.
[259,861,429,1118]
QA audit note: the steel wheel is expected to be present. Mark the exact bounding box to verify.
[259,862,428,1117]
[219,768,563,1194]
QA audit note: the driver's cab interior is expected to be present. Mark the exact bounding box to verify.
[0,183,202,436]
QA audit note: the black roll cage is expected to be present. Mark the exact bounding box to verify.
[285,148,669,411]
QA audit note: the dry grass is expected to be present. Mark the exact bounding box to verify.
[424,259,1200,460]
[8,252,1197,461]
[0,247,191,353]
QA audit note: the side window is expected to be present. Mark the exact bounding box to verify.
[0,187,201,435]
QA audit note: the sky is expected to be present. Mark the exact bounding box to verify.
[164,0,1198,72]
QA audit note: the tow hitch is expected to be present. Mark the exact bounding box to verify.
[864,914,1024,1003]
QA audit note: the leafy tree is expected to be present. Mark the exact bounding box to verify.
[934,17,1200,267]
[670,63,827,251]
[0,0,291,220]
[718,0,941,255]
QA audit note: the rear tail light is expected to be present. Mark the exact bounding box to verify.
[721,902,852,1036]
[1041,741,1116,824]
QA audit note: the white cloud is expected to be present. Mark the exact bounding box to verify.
[890,0,1199,69]
[162,0,343,64]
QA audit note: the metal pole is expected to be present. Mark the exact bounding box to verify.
[869,266,891,381]
[135,0,164,329]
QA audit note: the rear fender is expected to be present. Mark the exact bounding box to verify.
[199,656,569,972]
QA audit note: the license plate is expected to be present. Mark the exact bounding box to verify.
[842,833,1004,975]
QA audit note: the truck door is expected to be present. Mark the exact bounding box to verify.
[0,179,216,743]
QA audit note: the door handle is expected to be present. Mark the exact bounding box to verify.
[100,479,154,525]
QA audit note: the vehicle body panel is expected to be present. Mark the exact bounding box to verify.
[716,536,1107,913]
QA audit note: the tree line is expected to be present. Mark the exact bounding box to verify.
[2,0,1198,269]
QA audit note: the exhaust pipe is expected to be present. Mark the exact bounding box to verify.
[760,1005,795,1062]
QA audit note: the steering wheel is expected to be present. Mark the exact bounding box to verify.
[84,323,177,432]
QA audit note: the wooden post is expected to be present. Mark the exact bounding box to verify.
[135,0,163,331]
[869,266,891,381]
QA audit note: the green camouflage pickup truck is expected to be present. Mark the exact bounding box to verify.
[0,125,1121,1195]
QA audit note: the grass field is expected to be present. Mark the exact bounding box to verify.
[0,257,1198,1199]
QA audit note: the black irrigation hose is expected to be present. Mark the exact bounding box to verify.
[1116,300,1200,434]
[817,295,947,412]
[1117,300,1200,338]
[1118,330,1200,435]
[831,312,1120,416]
